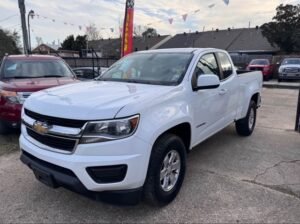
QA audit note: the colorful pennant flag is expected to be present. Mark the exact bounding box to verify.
[223,0,229,5]
[208,4,215,8]
[168,18,174,24]
[182,14,188,22]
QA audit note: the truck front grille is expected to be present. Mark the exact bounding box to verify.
[25,109,87,128]
[26,128,77,152]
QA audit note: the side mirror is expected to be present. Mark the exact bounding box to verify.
[194,74,220,91]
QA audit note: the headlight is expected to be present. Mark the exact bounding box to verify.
[80,115,140,144]
[0,90,23,104]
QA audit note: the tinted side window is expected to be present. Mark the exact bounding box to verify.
[217,52,233,79]
[194,53,220,78]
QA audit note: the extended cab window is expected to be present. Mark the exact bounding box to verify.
[194,53,220,78]
[217,52,233,80]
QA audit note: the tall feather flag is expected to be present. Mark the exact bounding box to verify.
[121,0,135,57]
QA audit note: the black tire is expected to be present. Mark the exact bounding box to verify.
[144,133,186,206]
[235,100,257,136]
[278,78,282,82]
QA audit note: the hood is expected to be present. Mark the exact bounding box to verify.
[2,77,77,92]
[24,81,175,120]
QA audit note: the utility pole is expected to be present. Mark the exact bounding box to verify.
[18,0,29,54]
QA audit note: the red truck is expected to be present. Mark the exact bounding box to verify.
[0,55,77,134]
[246,59,274,81]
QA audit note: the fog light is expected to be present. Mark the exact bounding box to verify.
[86,165,127,183]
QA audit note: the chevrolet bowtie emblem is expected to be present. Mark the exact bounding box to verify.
[33,121,51,134]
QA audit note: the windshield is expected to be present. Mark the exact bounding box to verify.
[250,59,269,65]
[99,53,193,85]
[282,58,300,65]
[2,59,74,79]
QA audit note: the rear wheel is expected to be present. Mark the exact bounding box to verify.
[235,100,257,136]
[144,133,186,206]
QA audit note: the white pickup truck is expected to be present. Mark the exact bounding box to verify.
[20,48,262,206]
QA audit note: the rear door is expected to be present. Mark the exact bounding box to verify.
[215,52,239,125]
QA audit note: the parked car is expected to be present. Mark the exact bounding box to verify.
[278,58,300,82]
[73,67,108,80]
[246,59,273,81]
[0,54,78,134]
[20,48,262,206]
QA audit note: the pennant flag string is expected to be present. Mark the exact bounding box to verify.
[141,0,229,27]
[33,13,116,33]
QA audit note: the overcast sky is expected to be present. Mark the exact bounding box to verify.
[0,0,299,47]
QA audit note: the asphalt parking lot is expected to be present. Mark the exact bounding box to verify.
[0,88,299,223]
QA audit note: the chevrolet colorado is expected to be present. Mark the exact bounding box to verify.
[20,48,262,205]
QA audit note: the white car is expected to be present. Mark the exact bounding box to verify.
[20,48,262,206]
[278,58,300,81]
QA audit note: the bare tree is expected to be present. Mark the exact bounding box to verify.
[85,23,101,41]
[35,36,43,46]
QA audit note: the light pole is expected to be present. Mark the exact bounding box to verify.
[27,9,34,52]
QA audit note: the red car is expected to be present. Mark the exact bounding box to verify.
[0,55,77,134]
[246,59,273,81]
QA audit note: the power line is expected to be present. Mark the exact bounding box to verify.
[0,14,18,23]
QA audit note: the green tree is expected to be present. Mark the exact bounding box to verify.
[261,4,300,53]
[60,34,87,51]
[142,27,158,38]
[0,28,21,57]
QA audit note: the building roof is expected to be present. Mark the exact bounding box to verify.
[159,28,279,53]
[226,29,279,52]
[88,35,170,58]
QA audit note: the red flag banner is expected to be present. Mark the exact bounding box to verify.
[121,0,135,57]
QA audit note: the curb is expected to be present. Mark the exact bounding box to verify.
[263,83,300,90]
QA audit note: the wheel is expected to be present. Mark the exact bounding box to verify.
[143,133,186,206]
[235,100,257,136]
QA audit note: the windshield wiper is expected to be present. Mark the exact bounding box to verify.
[42,75,65,78]
[6,76,36,79]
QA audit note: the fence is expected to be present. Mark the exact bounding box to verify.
[62,57,118,68]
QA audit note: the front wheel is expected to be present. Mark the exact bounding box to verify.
[143,133,186,206]
[235,100,257,136]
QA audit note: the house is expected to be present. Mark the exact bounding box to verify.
[88,35,171,58]
[32,44,80,57]
[158,27,279,66]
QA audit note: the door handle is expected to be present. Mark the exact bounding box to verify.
[219,89,228,95]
